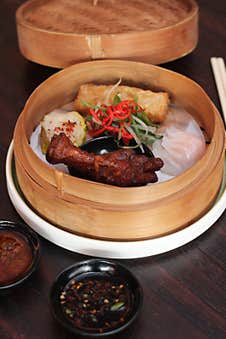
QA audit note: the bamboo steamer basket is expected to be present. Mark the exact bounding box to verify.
[16,0,198,68]
[13,60,225,241]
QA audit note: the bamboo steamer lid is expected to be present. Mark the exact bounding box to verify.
[16,0,198,68]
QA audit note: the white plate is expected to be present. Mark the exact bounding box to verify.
[6,141,226,259]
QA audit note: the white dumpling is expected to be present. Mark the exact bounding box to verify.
[152,106,206,176]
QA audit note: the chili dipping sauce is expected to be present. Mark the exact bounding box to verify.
[60,275,133,333]
[0,230,32,285]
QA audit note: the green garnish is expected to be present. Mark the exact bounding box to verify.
[135,110,150,125]
[110,302,125,311]
[90,314,97,322]
[82,100,100,109]
[65,309,72,315]
[83,101,107,113]
[85,115,93,122]
[112,93,122,105]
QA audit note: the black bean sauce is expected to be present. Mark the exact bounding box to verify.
[60,275,133,333]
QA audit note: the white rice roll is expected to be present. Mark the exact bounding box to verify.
[40,109,86,154]
[152,106,206,176]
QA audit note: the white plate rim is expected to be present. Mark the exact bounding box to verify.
[5,141,226,259]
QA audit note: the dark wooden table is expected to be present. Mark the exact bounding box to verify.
[0,1,226,338]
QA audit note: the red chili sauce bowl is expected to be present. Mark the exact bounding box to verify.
[0,220,40,291]
[50,259,143,337]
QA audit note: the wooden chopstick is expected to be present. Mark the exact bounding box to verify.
[210,57,226,125]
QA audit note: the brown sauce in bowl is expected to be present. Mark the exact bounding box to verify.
[0,231,32,285]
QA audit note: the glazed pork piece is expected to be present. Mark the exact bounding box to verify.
[46,133,164,187]
[74,84,169,123]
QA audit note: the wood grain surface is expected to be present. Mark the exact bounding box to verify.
[0,1,226,338]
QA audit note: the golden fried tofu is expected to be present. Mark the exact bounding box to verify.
[74,84,169,123]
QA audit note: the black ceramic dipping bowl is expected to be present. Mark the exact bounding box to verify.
[0,220,40,291]
[81,136,119,155]
[50,259,143,337]
[81,136,154,157]
[69,135,154,178]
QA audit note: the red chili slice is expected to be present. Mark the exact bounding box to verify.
[87,100,145,144]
